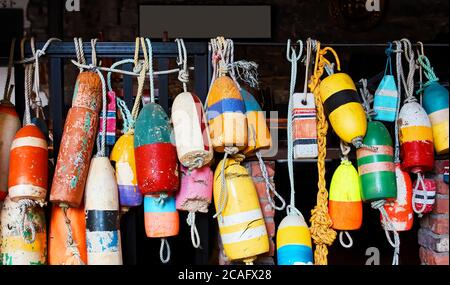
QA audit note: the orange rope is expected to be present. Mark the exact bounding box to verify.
[308,42,339,265]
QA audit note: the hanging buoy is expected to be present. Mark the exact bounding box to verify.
[206,76,248,152]
[8,124,48,202]
[84,157,122,265]
[0,100,21,201]
[422,82,449,154]
[50,71,102,208]
[110,133,143,208]
[240,89,271,155]
[48,204,87,265]
[172,92,213,168]
[176,165,212,248]
[98,90,117,146]
[329,159,363,240]
[398,102,434,173]
[144,194,179,264]
[0,196,46,265]
[319,73,367,146]
[383,163,413,231]
[134,102,179,195]
[412,177,436,216]
[292,92,318,158]
[357,121,397,201]
[213,158,269,264]
[276,214,313,265]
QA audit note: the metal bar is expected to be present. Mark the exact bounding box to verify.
[48,57,64,158]
[233,42,450,47]
[157,58,170,112]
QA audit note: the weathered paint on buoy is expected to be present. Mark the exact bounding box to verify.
[422,82,449,154]
[213,158,269,262]
[413,178,436,215]
[241,89,271,156]
[144,195,179,237]
[176,165,213,213]
[110,134,142,207]
[0,100,21,201]
[99,90,117,146]
[172,92,213,168]
[135,102,179,195]
[276,215,313,265]
[357,121,396,202]
[0,196,46,265]
[329,159,363,230]
[85,157,122,265]
[319,73,367,145]
[8,124,48,202]
[50,72,102,208]
[292,93,318,158]
[398,102,434,173]
[383,163,413,231]
[206,76,248,152]
[48,204,87,265]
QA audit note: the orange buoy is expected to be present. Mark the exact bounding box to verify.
[8,124,48,202]
[48,204,87,265]
[50,71,102,208]
[0,100,21,201]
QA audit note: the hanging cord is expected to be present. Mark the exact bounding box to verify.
[371,200,400,265]
[356,79,379,152]
[23,63,34,125]
[175,38,189,93]
[307,41,338,265]
[227,38,259,89]
[256,151,286,211]
[73,37,87,72]
[417,54,439,89]
[130,37,149,121]
[3,38,16,102]
[412,173,431,217]
[300,38,313,104]
[415,42,425,105]
[187,212,201,249]
[160,238,171,264]
[338,140,353,249]
[393,40,404,163]
[400,39,417,104]
[145,38,156,104]
[285,39,303,216]
[16,199,46,244]
[61,204,84,265]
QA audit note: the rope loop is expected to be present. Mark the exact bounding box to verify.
[61,204,85,265]
[187,212,201,248]
[339,231,353,248]
[160,238,171,264]
[17,199,42,244]
[359,78,377,120]
[412,172,430,217]
[256,151,286,211]
[175,38,189,92]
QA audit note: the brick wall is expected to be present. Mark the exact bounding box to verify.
[418,160,449,265]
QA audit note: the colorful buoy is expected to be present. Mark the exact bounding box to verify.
[8,124,48,202]
[0,100,21,201]
[206,76,248,152]
[357,121,397,202]
[213,158,269,264]
[176,165,213,213]
[110,133,142,208]
[276,215,313,265]
[84,157,122,265]
[319,73,367,146]
[383,163,413,231]
[144,194,179,238]
[134,102,179,195]
[412,177,436,216]
[172,92,213,168]
[50,71,102,208]
[0,196,46,265]
[292,92,318,158]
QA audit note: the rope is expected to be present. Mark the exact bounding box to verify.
[412,172,430,217]
[116,97,134,134]
[23,64,33,125]
[175,38,189,93]
[74,37,87,72]
[213,147,239,222]
[393,40,403,163]
[359,78,376,121]
[371,200,400,265]
[339,231,353,248]
[145,38,156,104]
[308,41,337,265]
[130,38,149,121]
[160,238,171,264]
[400,39,417,104]
[187,212,201,248]
[61,204,84,265]
[15,37,62,65]
[3,38,16,101]
[417,54,439,89]
[185,156,205,171]
[17,199,46,244]
[256,151,286,211]
[285,39,303,216]
[300,39,313,105]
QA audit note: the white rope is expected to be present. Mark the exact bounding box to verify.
[160,238,171,264]
[359,78,377,120]
[23,64,33,125]
[286,39,303,216]
[175,38,189,93]
[73,37,86,72]
[412,173,430,217]
[14,37,62,65]
[339,231,353,248]
[400,39,417,104]
[187,212,201,248]
[256,151,286,211]
[301,39,313,104]
[371,200,400,265]
[145,38,156,104]
[393,40,403,163]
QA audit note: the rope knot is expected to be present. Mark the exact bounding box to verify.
[178,69,189,83]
